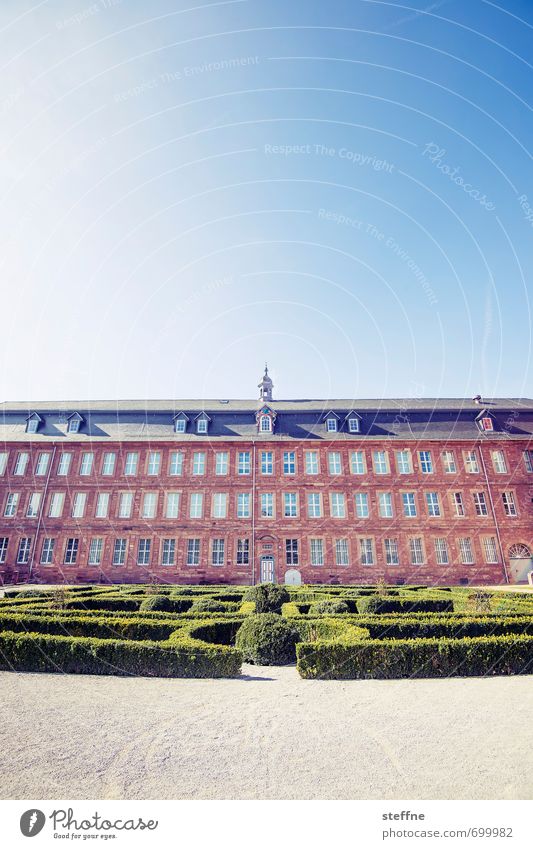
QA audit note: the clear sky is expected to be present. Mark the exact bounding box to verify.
[0,0,532,403]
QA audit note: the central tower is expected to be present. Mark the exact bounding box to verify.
[258,364,274,402]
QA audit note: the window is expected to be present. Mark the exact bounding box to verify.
[452,492,465,517]
[237,493,251,518]
[26,492,41,518]
[479,416,493,431]
[502,492,517,516]
[483,537,499,564]
[459,537,474,564]
[238,452,251,475]
[328,452,342,475]
[102,452,116,476]
[261,452,273,475]
[310,538,324,566]
[236,538,249,565]
[384,538,399,566]
[147,451,161,475]
[26,418,39,434]
[79,452,94,476]
[284,492,298,517]
[212,538,225,566]
[174,417,186,433]
[124,452,138,476]
[141,492,158,519]
[67,417,80,433]
[491,450,507,474]
[409,538,425,565]
[434,538,449,565]
[118,492,133,518]
[373,450,388,475]
[0,452,8,475]
[112,539,127,566]
[4,493,19,517]
[88,538,103,566]
[48,493,64,518]
[169,451,183,476]
[335,538,350,566]
[307,492,322,518]
[473,492,488,516]
[40,538,55,565]
[330,492,346,518]
[402,492,417,517]
[283,451,296,475]
[212,493,228,518]
[305,451,319,475]
[192,452,206,475]
[360,538,374,566]
[189,493,203,518]
[64,538,79,564]
[464,451,479,473]
[523,450,533,473]
[165,492,180,519]
[426,492,441,517]
[196,418,208,434]
[187,539,200,566]
[326,417,337,432]
[418,451,433,474]
[442,450,457,474]
[259,415,272,432]
[95,493,110,518]
[161,539,176,566]
[215,452,229,475]
[72,493,87,519]
[137,538,151,566]
[350,451,365,475]
[17,537,32,564]
[260,493,274,518]
[0,537,8,564]
[396,450,412,474]
[35,453,51,476]
[14,452,29,476]
[57,453,72,476]
[348,417,360,433]
[378,492,393,518]
[285,539,299,565]
[354,492,369,518]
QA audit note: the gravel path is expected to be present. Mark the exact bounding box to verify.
[0,667,531,800]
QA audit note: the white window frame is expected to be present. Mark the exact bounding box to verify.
[307,492,322,518]
[118,491,134,519]
[310,538,324,566]
[165,492,181,519]
[350,451,365,475]
[304,451,319,475]
[354,492,369,518]
[330,492,346,519]
[402,492,417,517]
[189,493,204,519]
[335,538,350,566]
[57,453,72,476]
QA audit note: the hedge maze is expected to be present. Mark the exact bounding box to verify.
[0,583,532,680]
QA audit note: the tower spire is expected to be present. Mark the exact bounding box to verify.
[258,364,274,402]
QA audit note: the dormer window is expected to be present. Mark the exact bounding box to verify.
[256,404,276,433]
[173,412,189,433]
[195,412,211,434]
[326,418,337,432]
[26,412,42,434]
[476,410,495,432]
[260,415,272,432]
[67,412,83,434]
[348,418,360,433]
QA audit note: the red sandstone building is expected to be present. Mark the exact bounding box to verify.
[0,368,532,586]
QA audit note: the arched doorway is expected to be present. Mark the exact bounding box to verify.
[284,568,302,586]
[508,544,533,583]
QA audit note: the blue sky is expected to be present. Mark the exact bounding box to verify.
[0,0,532,402]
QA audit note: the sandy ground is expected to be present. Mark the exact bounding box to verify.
[0,666,531,800]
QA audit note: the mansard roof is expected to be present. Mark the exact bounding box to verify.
[0,398,532,442]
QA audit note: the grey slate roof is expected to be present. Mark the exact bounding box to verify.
[0,398,532,442]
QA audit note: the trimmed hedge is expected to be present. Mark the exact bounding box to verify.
[139,595,173,613]
[297,634,533,679]
[309,600,349,615]
[236,613,299,664]
[242,584,290,613]
[357,596,453,615]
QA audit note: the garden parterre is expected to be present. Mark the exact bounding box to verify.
[0,584,531,679]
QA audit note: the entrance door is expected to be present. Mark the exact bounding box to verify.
[508,544,533,583]
[260,556,275,583]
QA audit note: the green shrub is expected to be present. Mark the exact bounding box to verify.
[236,613,299,664]
[297,634,533,679]
[309,599,349,615]
[189,598,227,613]
[139,595,173,612]
[242,584,290,613]
[357,596,453,615]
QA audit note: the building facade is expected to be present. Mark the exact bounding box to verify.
[0,369,532,586]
